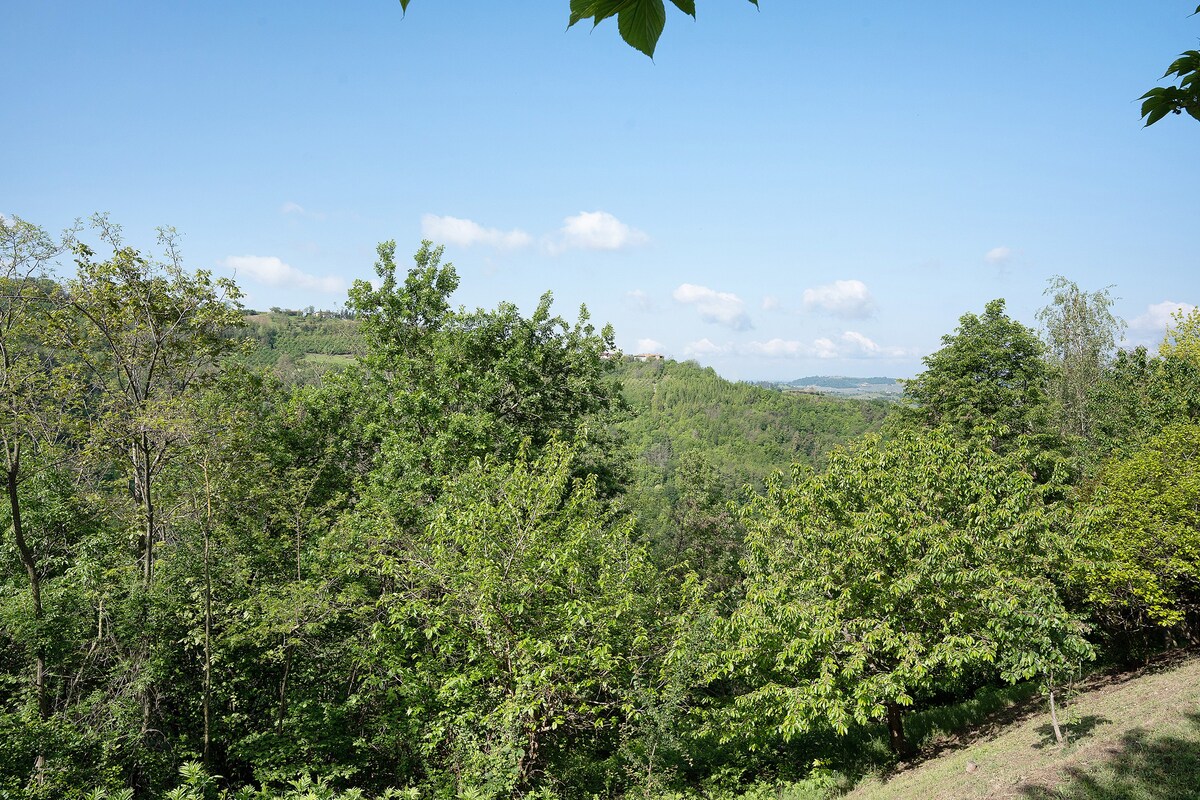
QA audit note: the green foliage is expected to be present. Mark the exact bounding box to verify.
[347,240,622,525]
[902,299,1051,449]
[619,359,892,485]
[1080,422,1200,628]
[238,311,363,384]
[4,223,1191,797]
[358,442,659,796]
[1087,312,1200,461]
[1141,6,1200,126]
[1036,277,1125,449]
[568,0,760,58]
[617,358,892,579]
[1160,304,1200,366]
[725,428,1090,752]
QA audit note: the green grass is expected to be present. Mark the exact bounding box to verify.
[1021,713,1200,799]
[843,651,1200,800]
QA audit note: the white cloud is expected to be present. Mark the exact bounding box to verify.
[984,246,1013,265]
[762,294,781,311]
[802,279,876,318]
[221,255,343,293]
[838,330,897,356]
[421,214,532,250]
[626,289,655,312]
[683,338,730,357]
[741,337,838,359]
[743,338,810,358]
[1130,300,1197,343]
[280,201,326,220]
[811,338,840,358]
[636,338,665,353]
[673,283,752,331]
[546,211,648,254]
[741,332,906,360]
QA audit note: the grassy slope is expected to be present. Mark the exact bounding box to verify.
[844,651,1200,800]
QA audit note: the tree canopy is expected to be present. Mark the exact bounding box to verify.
[725,428,1090,756]
[901,298,1051,449]
[3,218,1197,797]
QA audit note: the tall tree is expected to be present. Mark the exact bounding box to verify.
[1036,276,1125,447]
[346,240,620,519]
[901,299,1052,451]
[1160,305,1200,366]
[726,429,1090,756]
[45,216,245,787]
[0,215,75,787]
[359,443,658,797]
[51,217,245,589]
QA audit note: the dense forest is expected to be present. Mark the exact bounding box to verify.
[2,217,1199,799]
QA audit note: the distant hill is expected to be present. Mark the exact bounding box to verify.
[617,360,896,482]
[765,375,905,398]
[788,375,900,389]
[615,358,896,545]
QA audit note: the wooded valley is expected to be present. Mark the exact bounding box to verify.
[2,217,1198,799]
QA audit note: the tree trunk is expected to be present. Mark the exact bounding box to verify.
[277,645,293,732]
[7,455,48,786]
[1047,676,1065,746]
[202,514,213,766]
[138,436,155,588]
[886,702,912,758]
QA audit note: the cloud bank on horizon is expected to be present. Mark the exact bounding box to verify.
[683,331,907,361]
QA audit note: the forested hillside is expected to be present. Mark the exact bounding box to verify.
[3,218,1200,800]
[614,359,892,571]
[618,359,892,483]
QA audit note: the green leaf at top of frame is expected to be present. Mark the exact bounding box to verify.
[669,0,696,17]
[569,0,627,28]
[618,0,667,58]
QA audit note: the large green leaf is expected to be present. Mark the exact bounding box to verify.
[618,0,667,58]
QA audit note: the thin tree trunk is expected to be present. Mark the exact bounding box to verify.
[202,469,213,767]
[277,645,293,732]
[139,436,155,587]
[7,454,47,785]
[1048,674,1065,746]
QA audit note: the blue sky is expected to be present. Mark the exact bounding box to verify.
[4,1,1199,380]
